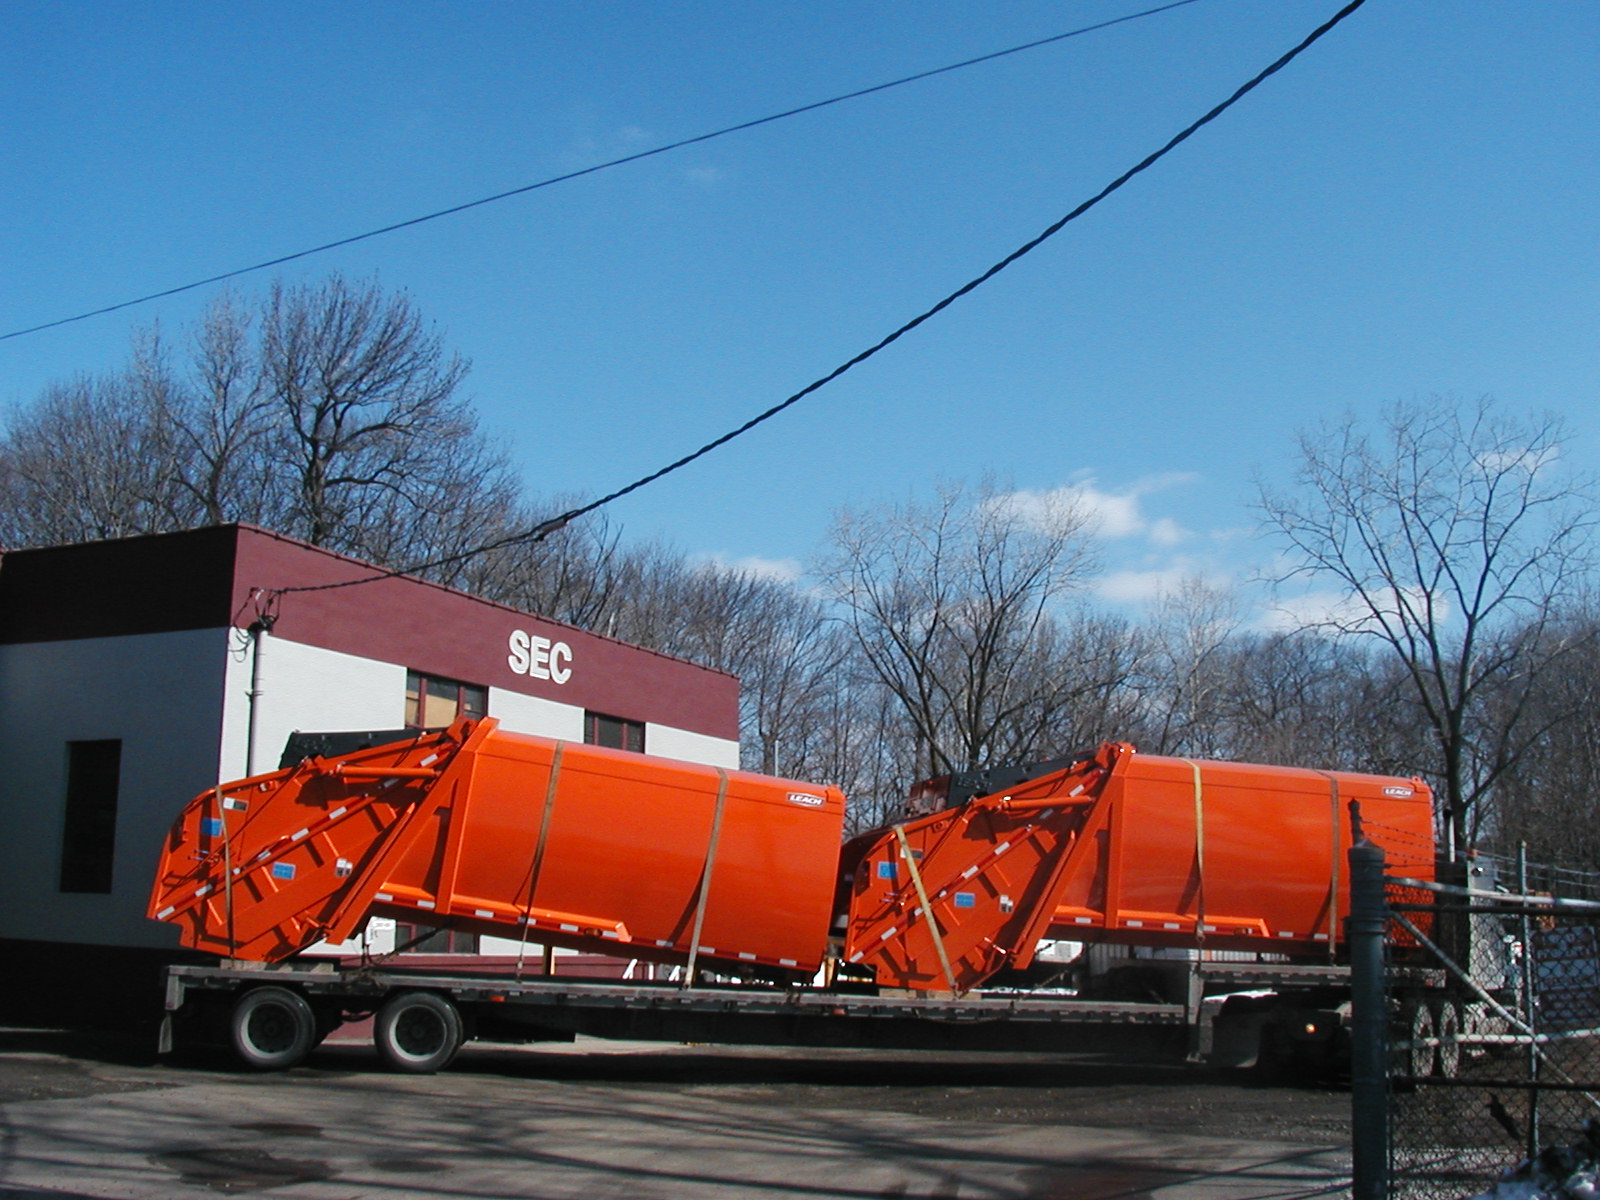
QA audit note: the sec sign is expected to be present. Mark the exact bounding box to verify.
[507,629,573,684]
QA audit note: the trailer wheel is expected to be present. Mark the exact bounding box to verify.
[1400,997,1437,1078]
[1431,997,1462,1078]
[374,991,463,1074]
[230,986,317,1071]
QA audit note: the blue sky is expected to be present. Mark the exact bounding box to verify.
[3,1,1596,617]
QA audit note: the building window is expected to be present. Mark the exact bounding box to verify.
[395,923,480,955]
[60,740,121,894]
[585,711,645,754]
[405,671,487,729]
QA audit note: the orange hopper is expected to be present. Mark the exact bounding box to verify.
[149,717,847,975]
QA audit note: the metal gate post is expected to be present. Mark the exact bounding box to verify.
[1349,811,1390,1200]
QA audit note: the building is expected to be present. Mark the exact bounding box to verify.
[0,525,740,1023]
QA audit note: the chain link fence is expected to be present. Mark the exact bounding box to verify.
[1380,855,1600,1199]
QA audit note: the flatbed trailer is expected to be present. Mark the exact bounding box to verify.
[146,717,1432,1075]
[158,957,1357,1074]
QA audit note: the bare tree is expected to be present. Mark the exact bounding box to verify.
[1485,606,1600,870]
[816,479,1105,779]
[1141,576,1243,757]
[0,275,521,581]
[257,276,478,554]
[1258,397,1596,856]
[173,293,280,527]
[0,374,190,546]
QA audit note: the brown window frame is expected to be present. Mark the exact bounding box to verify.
[584,711,646,754]
[405,670,487,730]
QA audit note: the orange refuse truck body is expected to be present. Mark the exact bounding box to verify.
[839,741,1435,992]
[151,722,1434,992]
[150,717,847,977]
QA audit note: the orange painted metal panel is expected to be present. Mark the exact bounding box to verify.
[1051,751,1435,955]
[150,717,846,976]
[842,744,1435,992]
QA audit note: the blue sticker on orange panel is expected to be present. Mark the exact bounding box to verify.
[201,818,224,838]
[954,892,976,909]
[876,861,897,880]
[271,862,296,881]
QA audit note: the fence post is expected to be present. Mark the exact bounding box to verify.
[1349,804,1390,1200]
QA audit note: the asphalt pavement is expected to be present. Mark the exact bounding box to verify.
[0,1030,1353,1199]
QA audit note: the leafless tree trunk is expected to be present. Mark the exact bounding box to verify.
[1257,397,1596,857]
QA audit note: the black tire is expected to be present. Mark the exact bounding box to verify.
[1400,997,1437,1079]
[230,986,316,1071]
[1431,997,1462,1078]
[374,991,464,1075]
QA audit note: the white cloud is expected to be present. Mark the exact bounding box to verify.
[1258,585,1445,634]
[1478,444,1560,475]
[1149,517,1186,548]
[1093,562,1233,606]
[995,473,1198,545]
[683,166,725,187]
[695,553,804,584]
[1094,567,1194,604]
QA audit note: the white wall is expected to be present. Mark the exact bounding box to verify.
[487,687,585,741]
[220,633,408,779]
[645,723,741,770]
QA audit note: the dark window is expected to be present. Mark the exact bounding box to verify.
[394,923,480,954]
[405,671,487,730]
[60,740,121,894]
[585,711,646,754]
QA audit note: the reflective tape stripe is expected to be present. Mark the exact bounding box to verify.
[415,900,435,909]
[375,892,394,901]
[475,909,495,919]
[328,806,347,819]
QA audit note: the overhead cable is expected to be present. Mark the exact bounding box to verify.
[275,0,1370,600]
[0,0,1204,343]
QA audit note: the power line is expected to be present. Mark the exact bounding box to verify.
[1,0,1205,344]
[277,0,1370,600]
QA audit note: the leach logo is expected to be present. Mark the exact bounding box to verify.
[1382,785,1414,798]
[786,792,826,809]
[507,630,573,685]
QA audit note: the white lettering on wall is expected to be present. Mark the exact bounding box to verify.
[507,629,573,685]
